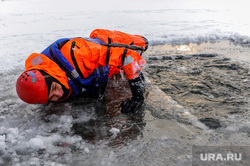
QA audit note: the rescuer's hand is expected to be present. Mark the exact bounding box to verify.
[121,73,145,114]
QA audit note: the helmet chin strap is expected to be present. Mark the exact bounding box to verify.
[57,85,71,102]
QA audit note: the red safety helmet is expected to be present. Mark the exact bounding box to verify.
[16,69,48,104]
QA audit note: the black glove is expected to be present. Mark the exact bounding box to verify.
[121,73,146,114]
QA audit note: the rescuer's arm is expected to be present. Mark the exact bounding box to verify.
[121,72,145,113]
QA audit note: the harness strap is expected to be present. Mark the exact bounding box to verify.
[70,41,85,79]
[121,47,128,65]
[141,36,149,51]
[98,66,104,75]
[49,44,69,75]
[49,43,83,93]
[102,43,145,51]
[104,38,143,66]
[106,37,111,64]
[58,40,69,49]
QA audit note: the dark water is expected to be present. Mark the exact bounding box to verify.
[146,53,250,126]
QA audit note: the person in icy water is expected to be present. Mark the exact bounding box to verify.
[16,29,148,114]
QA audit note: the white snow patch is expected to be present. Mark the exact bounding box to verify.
[109,128,120,138]
[29,137,45,149]
[84,147,90,153]
[0,135,6,149]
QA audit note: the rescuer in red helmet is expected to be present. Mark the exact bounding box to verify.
[16,69,71,104]
[16,29,148,113]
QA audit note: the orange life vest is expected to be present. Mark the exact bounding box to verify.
[59,37,146,79]
[25,29,148,97]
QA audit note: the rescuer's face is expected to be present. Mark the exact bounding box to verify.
[48,82,64,102]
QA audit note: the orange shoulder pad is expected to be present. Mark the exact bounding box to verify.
[25,53,69,89]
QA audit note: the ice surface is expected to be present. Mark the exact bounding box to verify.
[1,0,250,73]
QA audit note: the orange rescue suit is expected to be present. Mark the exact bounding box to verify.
[25,29,148,97]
